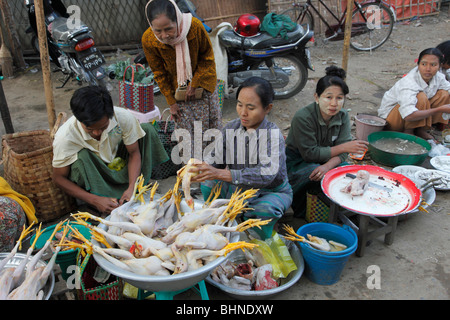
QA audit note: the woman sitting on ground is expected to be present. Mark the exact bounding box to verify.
[285,66,368,218]
[377,47,450,140]
[188,77,293,239]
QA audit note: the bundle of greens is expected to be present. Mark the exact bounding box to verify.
[107,59,154,84]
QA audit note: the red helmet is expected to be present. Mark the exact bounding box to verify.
[234,14,260,37]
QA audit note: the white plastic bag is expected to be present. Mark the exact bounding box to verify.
[428,139,450,157]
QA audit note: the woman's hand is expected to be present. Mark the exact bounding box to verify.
[341,140,369,154]
[170,103,181,121]
[119,187,134,206]
[189,161,232,183]
[92,195,119,215]
[439,104,450,114]
[309,164,331,181]
[309,156,343,181]
[185,85,196,102]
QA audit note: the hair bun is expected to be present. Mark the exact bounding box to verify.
[325,65,346,79]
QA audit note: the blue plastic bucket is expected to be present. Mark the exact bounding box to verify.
[296,222,358,285]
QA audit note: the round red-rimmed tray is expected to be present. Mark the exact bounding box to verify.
[321,165,422,217]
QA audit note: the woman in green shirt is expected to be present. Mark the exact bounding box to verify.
[285,66,368,217]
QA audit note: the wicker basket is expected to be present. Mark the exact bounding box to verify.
[1,116,76,222]
[151,110,181,180]
[305,192,330,223]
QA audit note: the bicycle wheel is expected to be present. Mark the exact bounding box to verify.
[281,7,314,31]
[350,2,394,51]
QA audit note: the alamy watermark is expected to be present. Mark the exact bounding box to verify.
[169,122,281,176]
[65,265,81,289]
[366,5,383,30]
[65,4,384,31]
[66,5,81,29]
[367,265,381,289]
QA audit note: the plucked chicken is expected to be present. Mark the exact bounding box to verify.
[177,158,201,210]
[282,224,347,252]
[341,169,370,196]
[162,188,257,244]
[60,175,263,279]
[0,223,36,299]
[174,219,270,250]
[4,221,67,300]
[92,245,172,276]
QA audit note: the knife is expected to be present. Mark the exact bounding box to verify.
[345,173,393,193]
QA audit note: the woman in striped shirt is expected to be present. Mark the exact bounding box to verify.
[190,77,293,239]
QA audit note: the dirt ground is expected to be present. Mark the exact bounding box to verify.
[0,6,449,300]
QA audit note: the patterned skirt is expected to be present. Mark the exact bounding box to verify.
[175,82,222,161]
[0,196,26,252]
[200,179,293,239]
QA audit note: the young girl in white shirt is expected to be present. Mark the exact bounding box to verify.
[378,47,450,140]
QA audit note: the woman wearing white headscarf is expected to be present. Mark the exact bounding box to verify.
[142,0,221,161]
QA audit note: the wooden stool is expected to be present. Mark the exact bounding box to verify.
[328,202,399,257]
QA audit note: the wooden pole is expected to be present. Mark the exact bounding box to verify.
[34,0,56,129]
[0,25,14,78]
[341,0,354,73]
[0,0,26,69]
[0,80,14,134]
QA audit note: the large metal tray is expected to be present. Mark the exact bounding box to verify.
[92,198,240,292]
[205,241,304,300]
[0,252,55,300]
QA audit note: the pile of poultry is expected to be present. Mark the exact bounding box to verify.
[62,163,268,277]
[0,221,69,300]
[0,161,269,299]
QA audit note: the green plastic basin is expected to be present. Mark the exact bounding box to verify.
[368,131,431,167]
[30,221,92,280]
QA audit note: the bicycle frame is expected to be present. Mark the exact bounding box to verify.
[300,0,388,41]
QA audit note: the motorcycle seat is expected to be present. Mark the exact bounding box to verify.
[50,17,90,44]
[219,24,307,50]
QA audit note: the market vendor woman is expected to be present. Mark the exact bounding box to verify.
[285,66,368,217]
[189,77,293,239]
[142,0,221,159]
[378,48,450,140]
[52,86,168,215]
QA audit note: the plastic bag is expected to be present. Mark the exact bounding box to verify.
[107,157,126,171]
[123,282,154,300]
[249,233,297,279]
[266,233,297,277]
[428,140,450,157]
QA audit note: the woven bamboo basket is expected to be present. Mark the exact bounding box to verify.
[1,114,76,222]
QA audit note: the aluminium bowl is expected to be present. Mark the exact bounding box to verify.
[0,252,55,300]
[205,242,304,299]
[92,198,240,292]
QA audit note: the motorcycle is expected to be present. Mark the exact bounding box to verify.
[135,0,314,99]
[219,14,314,99]
[24,0,107,88]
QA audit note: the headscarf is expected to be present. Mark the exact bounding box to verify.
[145,0,193,87]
